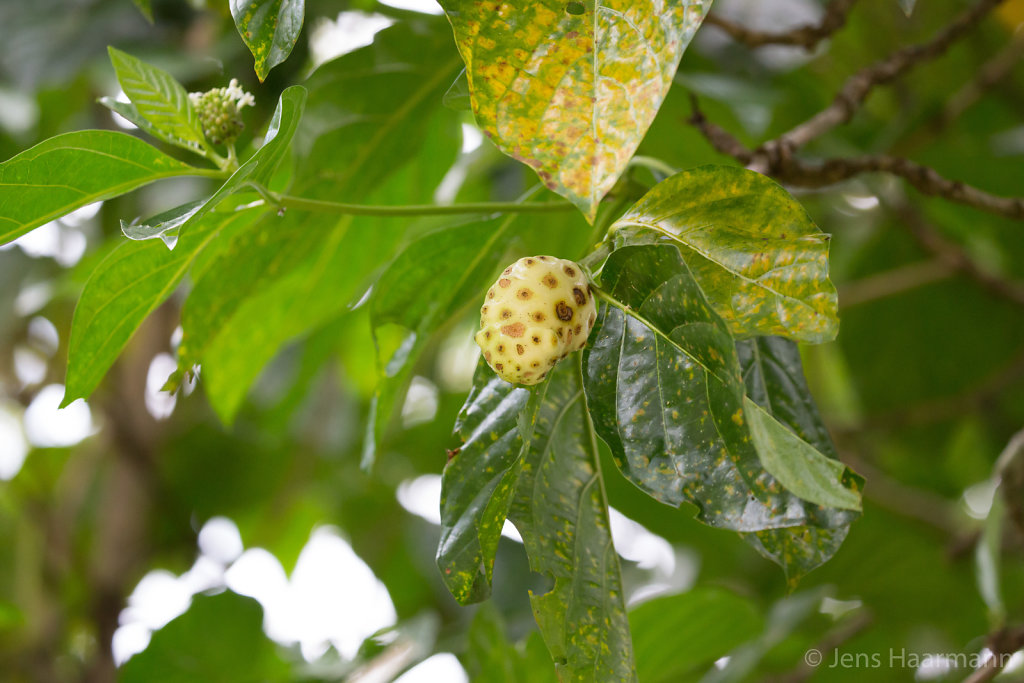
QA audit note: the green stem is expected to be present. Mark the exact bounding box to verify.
[629,155,678,178]
[250,184,577,217]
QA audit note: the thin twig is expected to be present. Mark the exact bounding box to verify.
[963,625,1024,683]
[837,259,955,308]
[704,0,859,50]
[771,0,1008,150]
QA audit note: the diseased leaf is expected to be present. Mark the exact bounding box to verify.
[438,359,531,604]
[439,0,712,222]
[630,588,763,683]
[107,47,208,154]
[231,0,305,81]
[0,130,213,246]
[611,166,838,343]
[509,361,635,682]
[124,85,305,245]
[582,244,859,583]
[62,207,260,407]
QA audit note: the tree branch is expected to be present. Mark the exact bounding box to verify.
[963,625,1024,683]
[704,0,859,50]
[772,0,1007,150]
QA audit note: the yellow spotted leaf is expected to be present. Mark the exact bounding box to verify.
[439,0,712,222]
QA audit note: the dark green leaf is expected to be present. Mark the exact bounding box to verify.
[610,166,838,343]
[509,361,635,682]
[62,207,260,407]
[0,130,213,246]
[124,85,305,244]
[437,359,531,604]
[231,0,305,82]
[463,603,557,683]
[582,244,859,583]
[119,592,290,683]
[107,47,207,154]
[630,588,763,683]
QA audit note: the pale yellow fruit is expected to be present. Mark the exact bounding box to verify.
[475,255,597,385]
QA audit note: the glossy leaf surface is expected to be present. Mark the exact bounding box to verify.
[509,362,634,682]
[0,131,208,246]
[231,0,304,81]
[611,166,838,343]
[439,0,712,222]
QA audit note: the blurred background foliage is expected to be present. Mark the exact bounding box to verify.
[0,0,1023,681]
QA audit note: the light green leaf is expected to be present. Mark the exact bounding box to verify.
[437,359,531,604]
[366,213,518,466]
[119,592,289,682]
[509,361,635,682]
[131,0,153,22]
[438,0,712,222]
[124,85,306,245]
[744,397,860,510]
[99,97,182,148]
[583,244,859,582]
[231,0,305,82]
[62,207,260,407]
[107,47,207,155]
[611,165,838,343]
[0,130,214,246]
[630,588,763,683]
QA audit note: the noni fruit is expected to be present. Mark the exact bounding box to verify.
[475,256,597,385]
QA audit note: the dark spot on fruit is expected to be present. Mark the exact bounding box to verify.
[484,331,492,339]
[572,287,586,305]
[501,323,525,337]
[515,364,521,371]
[542,274,558,288]
[496,363,504,371]
[538,255,549,261]
[563,265,576,277]
[503,267,512,275]
[516,344,525,355]
[531,361,540,368]
[532,335,541,343]
[566,329,574,345]
[487,290,495,299]
[574,324,582,334]
[485,351,492,361]
[525,258,535,265]
[556,327,564,338]
[517,288,533,300]
[532,311,545,322]
[501,309,512,319]
[497,344,505,352]
[498,278,511,288]
[556,301,574,321]
[588,313,596,328]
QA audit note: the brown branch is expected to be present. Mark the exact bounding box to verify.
[775,155,1024,220]
[772,0,1008,150]
[963,625,1024,683]
[704,0,858,50]
[893,203,1024,306]
[688,96,1024,221]
[837,259,955,308]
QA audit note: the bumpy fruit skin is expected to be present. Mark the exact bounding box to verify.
[475,255,597,385]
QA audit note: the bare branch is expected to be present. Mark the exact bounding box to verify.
[704,0,858,50]
[777,155,1024,220]
[775,0,1008,149]
[963,625,1024,683]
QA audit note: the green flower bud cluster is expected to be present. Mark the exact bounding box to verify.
[476,256,597,386]
[189,79,255,146]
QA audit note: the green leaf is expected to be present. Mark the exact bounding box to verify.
[437,359,531,604]
[62,207,260,407]
[366,214,519,466]
[119,592,290,683]
[509,361,635,682]
[582,244,859,582]
[231,0,305,82]
[610,166,838,343]
[107,47,207,155]
[0,130,213,246]
[99,97,184,148]
[630,588,763,683]
[131,0,153,22]
[438,0,711,222]
[463,603,558,683]
[124,85,306,245]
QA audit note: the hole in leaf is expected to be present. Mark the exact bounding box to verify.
[565,1,585,15]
